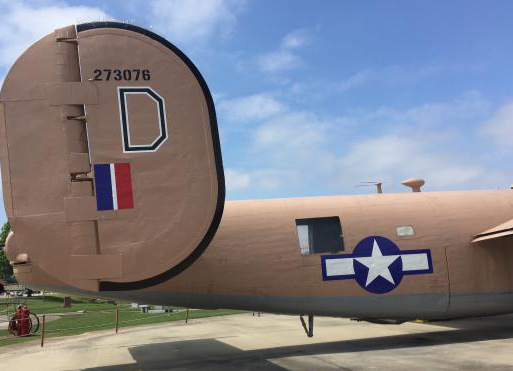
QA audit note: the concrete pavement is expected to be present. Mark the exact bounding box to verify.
[1,312,513,370]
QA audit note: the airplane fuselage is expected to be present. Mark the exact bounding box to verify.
[19,189,513,320]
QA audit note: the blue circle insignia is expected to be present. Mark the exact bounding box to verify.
[352,236,403,294]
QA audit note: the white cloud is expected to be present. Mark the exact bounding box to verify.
[226,168,293,193]
[0,1,109,68]
[479,101,513,150]
[291,63,485,96]
[338,69,377,92]
[337,134,484,189]
[281,29,312,50]
[249,111,350,190]
[257,28,312,73]
[373,90,489,129]
[225,168,250,191]
[253,169,289,191]
[258,50,301,73]
[232,91,505,196]
[218,94,287,122]
[224,109,341,196]
[148,0,246,45]
[253,112,329,153]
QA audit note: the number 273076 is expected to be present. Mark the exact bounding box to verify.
[93,69,151,81]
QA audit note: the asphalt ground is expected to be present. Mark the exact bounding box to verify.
[1,312,513,370]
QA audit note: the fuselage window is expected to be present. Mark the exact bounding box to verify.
[396,225,414,236]
[295,216,344,255]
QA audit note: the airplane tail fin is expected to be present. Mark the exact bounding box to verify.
[0,23,225,292]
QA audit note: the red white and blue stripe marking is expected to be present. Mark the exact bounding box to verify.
[94,163,134,211]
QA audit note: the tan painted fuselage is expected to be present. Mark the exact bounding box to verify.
[13,189,513,320]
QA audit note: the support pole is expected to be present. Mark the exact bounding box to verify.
[185,308,189,324]
[308,314,314,337]
[299,314,314,338]
[63,296,71,308]
[40,315,45,347]
[115,308,119,334]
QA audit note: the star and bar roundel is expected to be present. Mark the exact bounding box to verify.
[321,236,433,294]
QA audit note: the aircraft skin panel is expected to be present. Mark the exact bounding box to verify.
[75,23,225,288]
[439,192,513,297]
[0,26,99,292]
[0,102,13,217]
[12,189,513,320]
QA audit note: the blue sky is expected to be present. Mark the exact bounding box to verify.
[0,1,513,224]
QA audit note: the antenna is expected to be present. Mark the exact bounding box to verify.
[401,178,425,192]
[356,181,384,194]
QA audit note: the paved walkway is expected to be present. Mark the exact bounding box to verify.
[1,312,513,370]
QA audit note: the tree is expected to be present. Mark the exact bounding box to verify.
[0,222,14,282]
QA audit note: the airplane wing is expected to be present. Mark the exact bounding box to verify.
[472,218,513,243]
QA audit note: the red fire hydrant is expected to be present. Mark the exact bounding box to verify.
[16,305,30,336]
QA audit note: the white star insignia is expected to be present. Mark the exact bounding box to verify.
[355,239,399,287]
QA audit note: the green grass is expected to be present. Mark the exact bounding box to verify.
[0,295,243,347]
[0,294,123,315]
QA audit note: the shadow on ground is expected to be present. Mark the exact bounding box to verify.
[82,315,513,371]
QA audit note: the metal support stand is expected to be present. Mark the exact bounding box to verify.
[40,315,45,347]
[300,314,314,338]
[115,308,119,334]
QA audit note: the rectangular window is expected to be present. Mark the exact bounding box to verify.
[396,225,415,236]
[295,216,344,255]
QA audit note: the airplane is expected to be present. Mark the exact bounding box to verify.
[1,22,512,337]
